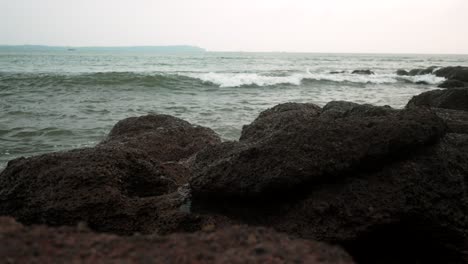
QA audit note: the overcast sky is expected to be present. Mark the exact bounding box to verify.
[1,0,468,54]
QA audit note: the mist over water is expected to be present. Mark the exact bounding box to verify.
[1,51,468,168]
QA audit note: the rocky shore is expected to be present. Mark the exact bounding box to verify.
[1,66,468,263]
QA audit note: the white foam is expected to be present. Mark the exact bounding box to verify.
[188,72,303,87]
[397,74,446,85]
[183,71,446,87]
[304,72,398,84]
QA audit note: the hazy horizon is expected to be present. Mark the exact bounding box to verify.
[1,0,468,54]
[3,44,468,55]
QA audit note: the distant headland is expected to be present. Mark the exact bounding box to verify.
[0,45,206,53]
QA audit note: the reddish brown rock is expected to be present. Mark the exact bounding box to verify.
[0,217,354,264]
[190,102,468,263]
[100,114,221,162]
[0,145,206,235]
[191,102,446,198]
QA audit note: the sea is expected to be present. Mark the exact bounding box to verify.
[1,50,468,168]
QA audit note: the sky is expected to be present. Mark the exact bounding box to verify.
[1,0,468,54]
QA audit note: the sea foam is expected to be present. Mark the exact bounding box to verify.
[187,71,445,88]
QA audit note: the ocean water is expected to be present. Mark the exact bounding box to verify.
[1,51,468,168]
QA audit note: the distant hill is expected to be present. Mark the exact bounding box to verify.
[0,45,206,53]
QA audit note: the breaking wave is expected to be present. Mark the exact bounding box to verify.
[0,71,446,89]
[190,71,446,87]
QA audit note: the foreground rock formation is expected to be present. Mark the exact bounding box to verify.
[191,101,468,263]
[0,217,353,264]
[0,115,224,235]
[191,103,446,197]
[1,84,468,262]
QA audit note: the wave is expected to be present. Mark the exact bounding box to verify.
[189,71,446,87]
[188,72,304,87]
[0,72,207,88]
[0,71,446,89]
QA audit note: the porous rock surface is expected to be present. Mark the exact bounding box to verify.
[0,217,354,264]
[100,114,221,162]
[0,115,224,235]
[191,101,468,263]
[191,102,446,198]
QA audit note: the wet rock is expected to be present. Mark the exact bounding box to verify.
[438,79,467,89]
[396,69,409,76]
[0,217,355,264]
[408,66,437,76]
[191,102,446,198]
[407,88,468,111]
[0,145,205,235]
[415,81,429,85]
[351,70,374,75]
[435,66,468,82]
[101,114,221,162]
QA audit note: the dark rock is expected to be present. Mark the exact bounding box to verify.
[408,66,437,76]
[433,108,468,134]
[415,81,429,85]
[330,71,345,74]
[351,70,374,75]
[269,133,468,264]
[240,102,321,141]
[438,79,467,89]
[396,69,409,76]
[100,114,221,162]
[0,217,355,264]
[0,145,210,235]
[407,88,468,111]
[191,102,468,262]
[191,102,446,198]
[435,66,468,82]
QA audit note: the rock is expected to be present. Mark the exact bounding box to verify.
[433,108,468,134]
[0,217,355,264]
[407,88,468,111]
[100,114,221,162]
[330,71,345,74]
[269,133,468,264]
[190,102,468,263]
[191,102,446,198]
[438,79,467,89]
[0,145,206,235]
[396,69,409,76]
[351,70,374,75]
[240,102,321,141]
[415,81,429,85]
[435,66,468,82]
[408,66,437,76]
